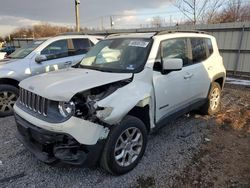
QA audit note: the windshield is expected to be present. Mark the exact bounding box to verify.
[9,40,45,59]
[80,38,152,73]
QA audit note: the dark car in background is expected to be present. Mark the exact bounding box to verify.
[0,46,16,55]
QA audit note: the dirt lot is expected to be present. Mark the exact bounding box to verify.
[0,84,249,188]
[172,84,250,188]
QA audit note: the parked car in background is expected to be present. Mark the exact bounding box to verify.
[0,46,15,55]
[14,31,226,174]
[0,35,101,117]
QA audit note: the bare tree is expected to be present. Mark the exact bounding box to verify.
[208,0,250,23]
[174,0,223,25]
[9,24,74,39]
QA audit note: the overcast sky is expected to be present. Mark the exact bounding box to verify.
[0,0,182,36]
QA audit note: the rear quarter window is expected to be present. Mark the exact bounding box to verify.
[191,38,207,63]
[206,38,214,55]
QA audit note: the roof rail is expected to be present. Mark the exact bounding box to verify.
[106,31,157,38]
[155,30,208,36]
[57,32,89,36]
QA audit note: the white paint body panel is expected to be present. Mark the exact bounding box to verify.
[19,68,132,101]
[97,68,154,125]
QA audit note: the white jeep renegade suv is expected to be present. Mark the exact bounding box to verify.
[14,31,226,174]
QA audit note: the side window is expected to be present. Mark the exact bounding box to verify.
[41,40,68,60]
[190,38,207,63]
[161,38,189,66]
[69,38,91,56]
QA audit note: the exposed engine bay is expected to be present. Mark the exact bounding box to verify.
[72,78,132,123]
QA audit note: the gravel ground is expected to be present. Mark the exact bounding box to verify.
[0,85,249,188]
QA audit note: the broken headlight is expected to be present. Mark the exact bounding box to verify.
[58,101,75,118]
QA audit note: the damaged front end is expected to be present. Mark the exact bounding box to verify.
[15,113,105,166]
[71,78,132,125]
[15,78,133,166]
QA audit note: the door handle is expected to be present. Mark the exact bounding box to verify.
[184,73,193,79]
[64,61,73,68]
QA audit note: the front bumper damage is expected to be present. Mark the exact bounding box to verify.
[15,113,105,166]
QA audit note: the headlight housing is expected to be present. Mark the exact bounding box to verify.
[58,101,75,118]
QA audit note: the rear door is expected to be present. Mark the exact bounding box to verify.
[186,37,212,100]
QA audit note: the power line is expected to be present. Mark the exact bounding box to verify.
[80,0,250,27]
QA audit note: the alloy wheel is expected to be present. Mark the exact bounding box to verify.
[0,91,17,113]
[114,127,143,167]
[210,87,220,111]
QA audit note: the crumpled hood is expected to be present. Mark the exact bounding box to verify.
[19,68,133,101]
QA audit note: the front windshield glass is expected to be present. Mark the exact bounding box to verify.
[80,38,152,73]
[9,40,45,59]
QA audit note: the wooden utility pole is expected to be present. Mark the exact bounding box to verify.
[75,0,80,32]
[110,16,114,30]
[101,16,104,30]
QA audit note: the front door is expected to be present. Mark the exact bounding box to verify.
[153,38,194,123]
[30,39,73,75]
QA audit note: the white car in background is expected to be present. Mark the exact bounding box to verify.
[0,52,6,60]
[0,34,101,117]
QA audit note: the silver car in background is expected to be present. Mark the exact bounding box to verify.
[0,34,101,117]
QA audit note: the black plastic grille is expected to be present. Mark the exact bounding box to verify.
[19,88,48,116]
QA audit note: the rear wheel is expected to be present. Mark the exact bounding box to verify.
[0,85,19,117]
[200,82,221,115]
[100,115,147,175]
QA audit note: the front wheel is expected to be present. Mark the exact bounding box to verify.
[200,82,221,115]
[100,115,147,175]
[0,85,19,117]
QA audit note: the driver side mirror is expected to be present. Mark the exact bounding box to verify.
[162,58,183,72]
[35,55,47,63]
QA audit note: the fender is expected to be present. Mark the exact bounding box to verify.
[0,69,19,80]
[97,80,153,125]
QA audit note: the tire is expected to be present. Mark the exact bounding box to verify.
[0,84,19,117]
[200,82,221,115]
[100,115,147,175]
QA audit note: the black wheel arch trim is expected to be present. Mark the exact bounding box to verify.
[206,72,226,98]
[0,78,20,88]
[211,72,226,88]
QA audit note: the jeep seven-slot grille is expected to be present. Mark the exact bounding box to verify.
[19,88,48,116]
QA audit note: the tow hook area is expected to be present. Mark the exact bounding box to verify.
[53,146,87,165]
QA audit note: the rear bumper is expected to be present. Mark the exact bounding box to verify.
[15,113,104,166]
